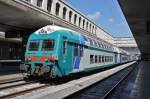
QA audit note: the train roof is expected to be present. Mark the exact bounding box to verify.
[34,25,113,45]
[34,25,79,35]
[33,25,130,54]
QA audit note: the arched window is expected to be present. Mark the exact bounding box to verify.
[74,14,77,24]
[37,0,43,7]
[55,3,60,16]
[89,24,91,32]
[63,7,67,19]
[83,20,85,29]
[79,17,81,27]
[92,26,94,33]
[47,0,52,12]
[69,11,72,22]
[86,22,89,30]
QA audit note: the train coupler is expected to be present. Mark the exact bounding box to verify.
[34,66,50,76]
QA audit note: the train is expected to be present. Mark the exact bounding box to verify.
[22,25,133,78]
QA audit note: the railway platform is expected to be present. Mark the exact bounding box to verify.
[0,60,22,75]
[136,61,150,99]
[0,60,23,82]
[0,73,23,83]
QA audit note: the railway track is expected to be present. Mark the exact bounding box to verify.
[0,79,24,85]
[0,78,50,99]
[65,62,138,99]
[102,64,136,99]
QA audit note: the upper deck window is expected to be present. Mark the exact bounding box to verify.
[28,41,39,51]
[83,36,88,41]
[89,39,94,46]
[42,39,55,51]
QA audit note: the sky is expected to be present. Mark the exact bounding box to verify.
[66,0,133,37]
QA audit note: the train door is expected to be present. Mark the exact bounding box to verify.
[61,40,73,75]
[73,44,81,70]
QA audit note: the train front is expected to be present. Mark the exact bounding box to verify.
[24,26,59,77]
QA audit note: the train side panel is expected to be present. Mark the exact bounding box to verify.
[73,46,115,73]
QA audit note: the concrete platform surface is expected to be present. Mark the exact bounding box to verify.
[136,61,150,99]
[14,61,136,99]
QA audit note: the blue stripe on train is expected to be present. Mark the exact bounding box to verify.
[73,47,81,69]
[73,35,84,69]
[73,57,80,69]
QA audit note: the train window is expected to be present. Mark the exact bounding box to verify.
[90,55,94,64]
[98,42,101,48]
[106,56,108,62]
[95,41,98,47]
[110,56,112,62]
[109,56,111,62]
[99,55,101,63]
[104,45,106,49]
[100,44,103,48]
[42,39,55,51]
[104,56,106,62]
[74,44,78,56]
[83,36,88,41]
[110,47,112,50]
[89,39,93,46]
[92,40,95,46]
[62,41,67,55]
[28,41,39,51]
[95,55,98,63]
[105,45,107,49]
[107,56,108,62]
[103,44,106,48]
[108,56,111,62]
[101,44,104,48]
[109,56,112,62]
[102,56,104,63]
[80,46,84,57]
[93,40,97,47]
[103,44,105,48]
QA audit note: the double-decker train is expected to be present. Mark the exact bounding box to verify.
[23,25,132,78]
